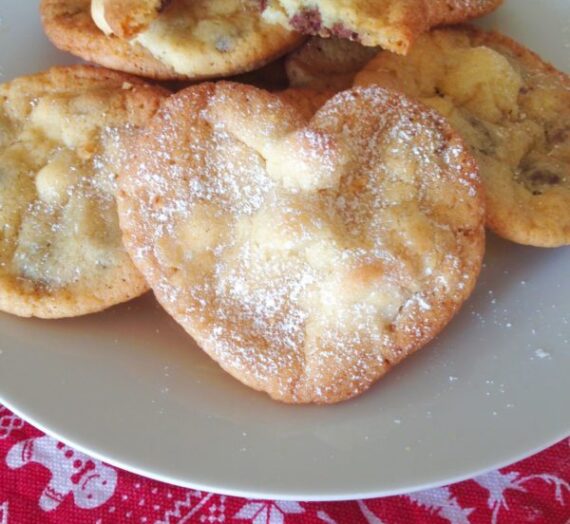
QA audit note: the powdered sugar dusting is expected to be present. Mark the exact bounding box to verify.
[0,73,159,308]
[121,84,484,402]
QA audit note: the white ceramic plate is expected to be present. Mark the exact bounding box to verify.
[0,0,568,501]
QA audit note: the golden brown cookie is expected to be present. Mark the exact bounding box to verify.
[117,82,485,403]
[286,37,379,91]
[91,0,171,39]
[276,87,336,117]
[42,0,181,79]
[262,0,502,53]
[42,0,304,80]
[0,65,167,318]
[356,27,570,247]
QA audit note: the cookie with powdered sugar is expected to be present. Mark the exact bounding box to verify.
[41,0,304,80]
[117,82,485,403]
[0,65,167,318]
[356,27,570,247]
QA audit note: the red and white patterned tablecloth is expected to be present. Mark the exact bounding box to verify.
[0,405,568,524]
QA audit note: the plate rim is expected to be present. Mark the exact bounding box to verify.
[1,394,568,501]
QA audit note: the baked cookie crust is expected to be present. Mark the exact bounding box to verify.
[286,37,379,91]
[91,0,171,39]
[0,65,167,318]
[42,0,304,80]
[117,82,485,403]
[262,0,502,53]
[356,27,570,247]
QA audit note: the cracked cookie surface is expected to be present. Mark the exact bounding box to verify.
[356,27,570,247]
[91,0,171,39]
[118,82,485,403]
[262,0,502,53]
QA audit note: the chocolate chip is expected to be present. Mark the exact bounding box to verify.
[289,8,361,41]
[528,170,561,185]
[290,8,322,34]
[547,125,569,146]
[330,23,360,42]
[519,166,563,195]
[468,116,496,155]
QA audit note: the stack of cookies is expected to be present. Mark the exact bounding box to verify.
[0,0,567,403]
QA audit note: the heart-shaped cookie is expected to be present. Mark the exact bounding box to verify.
[118,83,485,403]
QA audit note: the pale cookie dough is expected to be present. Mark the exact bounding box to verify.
[0,65,167,318]
[117,82,485,404]
[42,0,304,80]
[91,0,171,39]
[262,0,502,53]
[356,27,570,247]
[286,37,379,91]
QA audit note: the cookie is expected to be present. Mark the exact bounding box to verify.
[231,57,289,91]
[42,0,182,79]
[117,82,485,403]
[355,28,570,247]
[261,0,502,53]
[0,65,167,318]
[91,0,171,39]
[276,87,335,118]
[286,37,379,91]
[42,0,304,80]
